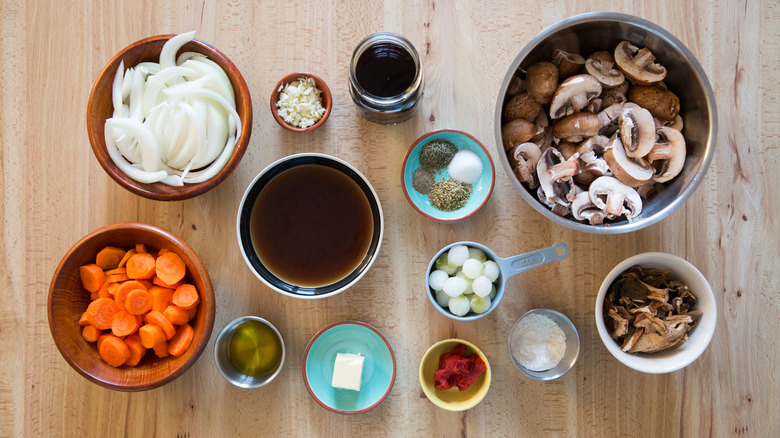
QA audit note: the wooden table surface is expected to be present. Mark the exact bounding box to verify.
[2,1,778,437]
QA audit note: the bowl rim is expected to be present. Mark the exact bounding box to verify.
[46,222,215,391]
[507,308,580,380]
[86,34,253,201]
[493,11,718,234]
[301,320,396,415]
[401,129,496,223]
[418,338,491,411]
[270,72,333,133]
[594,252,717,373]
[213,315,286,389]
[236,152,384,299]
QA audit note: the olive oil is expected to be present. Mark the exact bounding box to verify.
[228,319,282,377]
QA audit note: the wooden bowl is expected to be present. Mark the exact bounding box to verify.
[270,72,332,132]
[47,223,215,391]
[86,35,252,201]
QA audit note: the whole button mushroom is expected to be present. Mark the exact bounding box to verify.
[614,41,667,85]
[553,112,601,142]
[628,84,681,121]
[503,92,542,122]
[552,49,585,79]
[501,119,536,150]
[525,61,559,104]
[588,176,643,220]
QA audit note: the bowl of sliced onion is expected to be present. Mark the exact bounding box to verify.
[87,32,252,201]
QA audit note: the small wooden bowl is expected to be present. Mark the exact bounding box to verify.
[86,35,252,201]
[47,223,215,391]
[270,72,332,132]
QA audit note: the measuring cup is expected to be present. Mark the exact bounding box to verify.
[426,241,569,321]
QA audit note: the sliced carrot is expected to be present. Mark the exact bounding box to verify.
[125,289,153,315]
[97,333,112,350]
[79,312,90,326]
[144,310,175,340]
[135,243,147,254]
[107,282,119,297]
[114,280,148,311]
[163,305,189,326]
[158,248,171,256]
[82,325,100,343]
[99,335,131,367]
[79,264,105,293]
[126,253,156,280]
[117,248,137,269]
[96,246,126,270]
[111,310,142,337]
[90,292,99,301]
[138,280,153,290]
[168,324,194,357]
[138,324,166,349]
[149,286,174,313]
[155,252,186,285]
[152,276,183,289]
[172,284,199,310]
[97,282,112,299]
[187,306,198,321]
[86,298,121,331]
[124,334,147,367]
[153,342,170,358]
[106,273,130,283]
[104,267,127,277]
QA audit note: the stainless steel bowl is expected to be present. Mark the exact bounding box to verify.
[508,309,580,381]
[495,12,717,233]
[214,316,285,388]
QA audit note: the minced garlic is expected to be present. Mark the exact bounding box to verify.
[276,77,326,128]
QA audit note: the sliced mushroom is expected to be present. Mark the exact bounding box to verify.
[647,126,686,183]
[628,84,680,121]
[553,112,600,142]
[600,81,629,108]
[501,119,536,150]
[585,51,625,88]
[578,135,610,158]
[620,326,644,352]
[508,142,542,189]
[614,41,667,85]
[588,176,642,219]
[556,141,579,161]
[618,106,656,158]
[603,134,653,187]
[551,49,585,79]
[583,97,602,114]
[537,147,579,204]
[525,61,559,104]
[654,114,684,131]
[606,303,629,340]
[597,102,641,137]
[549,74,602,119]
[503,92,542,122]
[571,190,612,225]
[536,186,571,217]
[529,111,550,144]
[636,181,659,200]
[628,318,690,353]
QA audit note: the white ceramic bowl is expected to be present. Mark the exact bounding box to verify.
[595,253,716,373]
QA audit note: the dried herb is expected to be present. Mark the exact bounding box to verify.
[420,140,457,170]
[429,178,472,211]
[412,167,435,194]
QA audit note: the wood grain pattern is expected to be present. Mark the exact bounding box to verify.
[1,0,778,436]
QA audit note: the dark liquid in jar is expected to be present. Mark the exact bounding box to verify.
[355,42,416,97]
[249,164,374,287]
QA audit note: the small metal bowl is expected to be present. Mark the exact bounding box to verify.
[508,309,580,381]
[214,316,285,388]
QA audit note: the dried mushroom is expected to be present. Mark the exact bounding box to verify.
[604,265,700,354]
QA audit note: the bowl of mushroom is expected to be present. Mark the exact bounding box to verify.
[495,12,717,233]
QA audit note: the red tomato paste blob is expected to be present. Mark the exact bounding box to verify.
[432,343,487,391]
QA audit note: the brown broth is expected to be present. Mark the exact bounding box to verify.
[249,164,374,287]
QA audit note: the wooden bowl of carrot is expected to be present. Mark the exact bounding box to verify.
[47,222,215,391]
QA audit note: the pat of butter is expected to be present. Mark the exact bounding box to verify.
[331,352,364,391]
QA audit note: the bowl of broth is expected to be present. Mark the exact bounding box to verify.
[237,153,384,298]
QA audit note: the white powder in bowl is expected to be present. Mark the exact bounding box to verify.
[447,150,483,184]
[510,313,566,371]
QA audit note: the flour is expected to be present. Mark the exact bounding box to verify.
[510,313,566,371]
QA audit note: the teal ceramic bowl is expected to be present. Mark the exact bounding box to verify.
[401,129,495,222]
[302,321,396,414]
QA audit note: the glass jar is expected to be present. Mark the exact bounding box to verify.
[349,32,424,125]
